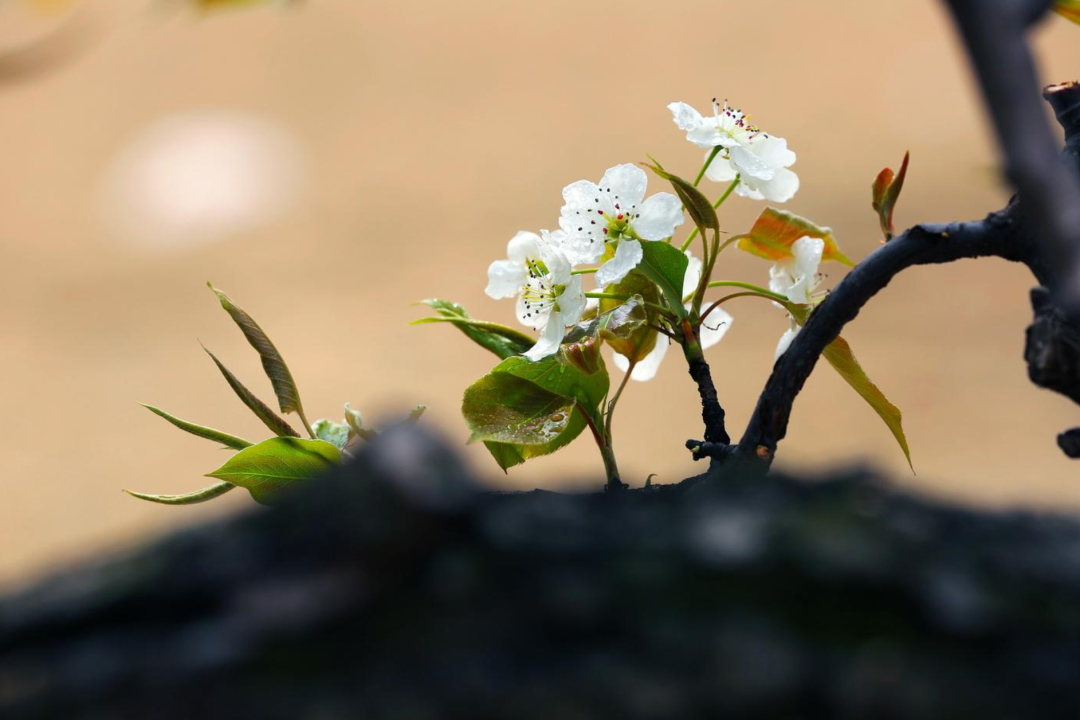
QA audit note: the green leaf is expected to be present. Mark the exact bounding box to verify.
[208,283,306,417]
[203,345,300,438]
[414,299,535,359]
[643,160,719,236]
[206,437,342,505]
[636,241,690,313]
[821,337,913,472]
[738,208,854,266]
[344,402,378,441]
[871,152,910,241]
[600,273,661,361]
[562,296,648,374]
[492,355,609,410]
[312,418,351,450]
[124,482,237,506]
[141,404,252,450]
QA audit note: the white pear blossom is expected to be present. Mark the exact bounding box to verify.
[556,163,684,287]
[612,251,733,381]
[769,236,825,360]
[486,230,587,361]
[668,99,800,203]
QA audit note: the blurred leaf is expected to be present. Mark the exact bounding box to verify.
[193,0,291,11]
[406,405,427,423]
[208,283,305,417]
[344,402,378,441]
[203,345,300,438]
[871,152,910,241]
[124,481,236,506]
[822,337,914,472]
[739,208,854,266]
[141,403,252,450]
[206,437,341,505]
[643,159,718,236]
[312,418,350,450]
[1056,1,1080,24]
[636,242,690,313]
[414,299,534,359]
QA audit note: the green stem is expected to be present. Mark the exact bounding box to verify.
[680,176,742,252]
[694,147,723,187]
[700,291,777,322]
[579,401,625,491]
[707,280,788,303]
[605,359,636,438]
[297,408,317,440]
[572,268,598,275]
[584,293,675,318]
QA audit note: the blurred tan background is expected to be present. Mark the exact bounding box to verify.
[1,0,1079,588]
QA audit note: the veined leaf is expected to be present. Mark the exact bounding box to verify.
[414,299,534,359]
[493,354,609,411]
[208,283,305,417]
[822,337,913,472]
[203,345,300,438]
[206,437,341,505]
[562,295,649,373]
[739,208,854,266]
[1056,0,1080,24]
[141,404,252,450]
[643,160,719,236]
[124,482,236,506]
[871,152,910,241]
[600,273,661,361]
[463,373,576,446]
[636,242,690,314]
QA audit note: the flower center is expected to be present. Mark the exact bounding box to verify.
[520,258,563,319]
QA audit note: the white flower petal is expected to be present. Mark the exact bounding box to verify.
[775,326,799,360]
[734,182,765,201]
[758,167,800,203]
[633,192,684,241]
[700,307,733,350]
[668,101,704,131]
[792,236,824,280]
[596,238,643,287]
[683,251,703,297]
[730,144,776,181]
[557,276,587,325]
[703,151,737,183]
[506,230,542,265]
[486,259,527,299]
[539,240,573,285]
[515,291,550,330]
[599,163,648,210]
[612,337,670,382]
[524,310,567,361]
[559,180,610,264]
[754,135,796,169]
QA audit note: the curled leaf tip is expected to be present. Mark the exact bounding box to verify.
[871,152,910,242]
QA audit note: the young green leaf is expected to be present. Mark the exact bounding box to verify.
[207,283,307,421]
[600,274,661,361]
[140,404,253,450]
[406,404,427,423]
[1056,0,1080,24]
[562,296,648,373]
[493,355,609,411]
[463,372,577,447]
[203,345,300,438]
[871,152,910,241]
[822,337,914,472]
[643,160,719,236]
[739,208,854,266]
[413,299,535,359]
[312,418,351,450]
[206,437,342,505]
[636,241,690,313]
[124,482,237,506]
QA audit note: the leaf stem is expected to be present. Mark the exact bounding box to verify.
[707,280,788,302]
[605,359,636,438]
[571,268,598,275]
[680,176,742,252]
[694,147,723,187]
[297,409,317,440]
[578,401,625,491]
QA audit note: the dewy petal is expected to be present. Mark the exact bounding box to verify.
[539,239,573,285]
[559,179,611,264]
[758,167,800,203]
[730,144,776,181]
[486,259,527,299]
[596,238,643,287]
[515,291,550,330]
[524,309,567,361]
[599,164,648,210]
[506,230,542,265]
[754,136,796,169]
[557,275,587,325]
[704,152,737,182]
[612,338,670,382]
[791,236,824,280]
[775,325,799,360]
[683,251,703,297]
[633,192,684,241]
[668,101,704,131]
[700,307,733,350]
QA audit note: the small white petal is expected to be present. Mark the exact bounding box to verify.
[758,167,800,203]
[486,259,527,299]
[516,292,550,330]
[559,180,610,264]
[524,310,567,361]
[703,151,737,183]
[596,238,642,287]
[700,307,733,350]
[633,192,684,241]
[600,164,648,210]
[775,326,800,360]
[792,236,824,280]
[754,136,796,169]
[612,338,670,382]
[539,240,573,285]
[557,275,587,325]
[506,230,542,265]
[667,101,704,131]
[683,251,703,297]
[730,144,775,181]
